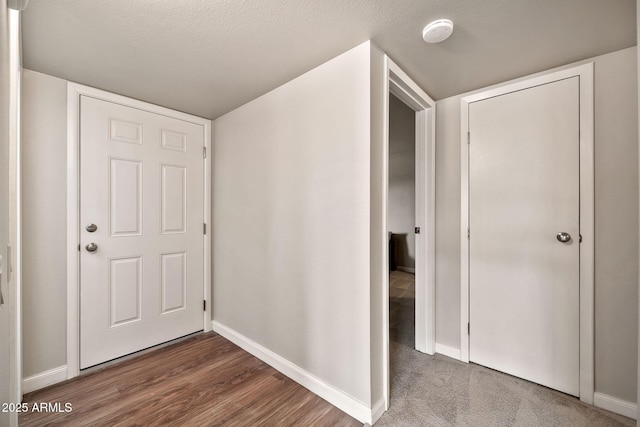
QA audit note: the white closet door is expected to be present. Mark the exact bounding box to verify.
[469,77,580,396]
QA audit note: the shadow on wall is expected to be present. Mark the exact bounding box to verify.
[390,233,414,271]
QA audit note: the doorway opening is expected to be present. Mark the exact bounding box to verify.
[388,93,417,348]
[382,59,436,409]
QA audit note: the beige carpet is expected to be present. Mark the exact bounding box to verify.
[377,271,634,426]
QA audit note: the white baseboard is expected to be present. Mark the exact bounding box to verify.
[22,365,68,394]
[212,321,377,424]
[593,392,637,420]
[396,266,415,274]
[371,397,386,425]
[435,343,461,361]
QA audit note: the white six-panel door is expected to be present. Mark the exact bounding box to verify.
[79,95,204,369]
[468,77,580,396]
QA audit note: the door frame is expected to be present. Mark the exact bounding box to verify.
[460,63,594,403]
[8,7,22,427]
[66,83,212,378]
[382,57,436,408]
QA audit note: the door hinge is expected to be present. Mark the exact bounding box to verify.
[468,322,470,335]
[415,227,420,234]
[78,243,81,251]
[467,227,470,240]
[203,146,207,158]
[467,131,470,144]
[203,300,206,311]
[203,223,207,235]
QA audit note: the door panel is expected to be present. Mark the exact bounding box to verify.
[80,96,204,369]
[109,158,142,236]
[161,252,186,313]
[469,77,580,396]
[109,257,142,326]
[161,165,187,233]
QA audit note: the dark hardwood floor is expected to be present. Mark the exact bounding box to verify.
[389,270,415,348]
[20,332,361,426]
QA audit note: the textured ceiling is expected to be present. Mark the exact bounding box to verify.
[21,0,636,119]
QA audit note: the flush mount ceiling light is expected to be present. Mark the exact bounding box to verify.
[422,19,454,43]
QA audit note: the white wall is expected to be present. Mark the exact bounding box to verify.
[436,47,639,403]
[388,94,415,270]
[0,3,11,426]
[434,93,462,350]
[593,47,639,402]
[21,70,68,379]
[212,41,380,411]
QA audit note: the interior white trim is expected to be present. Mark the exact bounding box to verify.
[66,82,212,379]
[388,61,436,350]
[22,366,68,394]
[593,392,637,420]
[370,397,386,425]
[66,83,80,379]
[459,63,595,404]
[202,122,212,335]
[379,54,391,412]
[435,343,462,361]
[384,57,436,411]
[8,9,22,427]
[212,321,375,425]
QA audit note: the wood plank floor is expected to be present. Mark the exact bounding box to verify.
[389,270,415,348]
[20,332,361,426]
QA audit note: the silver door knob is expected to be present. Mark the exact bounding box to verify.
[556,232,571,243]
[86,223,98,232]
[86,243,98,252]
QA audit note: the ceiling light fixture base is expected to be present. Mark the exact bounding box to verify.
[422,19,454,44]
[8,0,29,11]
